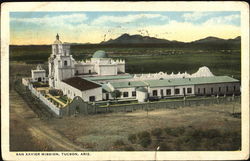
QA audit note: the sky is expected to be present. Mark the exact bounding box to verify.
[10,11,241,45]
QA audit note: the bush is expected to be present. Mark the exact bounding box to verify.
[204,129,221,138]
[113,139,125,147]
[164,127,172,134]
[164,127,185,137]
[137,131,150,140]
[151,128,163,138]
[139,137,151,148]
[123,146,135,151]
[137,131,152,148]
[128,134,137,143]
[158,143,171,151]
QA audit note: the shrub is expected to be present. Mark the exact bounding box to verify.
[139,137,151,148]
[164,127,172,134]
[137,131,150,140]
[123,146,135,151]
[128,134,137,143]
[137,131,152,148]
[151,128,163,138]
[204,129,221,138]
[158,143,170,151]
[113,139,125,147]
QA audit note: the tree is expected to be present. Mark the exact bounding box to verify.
[111,90,121,100]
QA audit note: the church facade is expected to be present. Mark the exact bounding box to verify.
[27,34,241,103]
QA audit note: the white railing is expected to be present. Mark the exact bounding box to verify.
[29,85,61,116]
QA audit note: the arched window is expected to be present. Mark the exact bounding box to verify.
[64,61,68,66]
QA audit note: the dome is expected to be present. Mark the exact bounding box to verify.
[92,50,108,58]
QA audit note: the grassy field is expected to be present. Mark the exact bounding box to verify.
[45,103,241,151]
[9,45,241,80]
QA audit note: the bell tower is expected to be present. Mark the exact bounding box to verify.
[48,34,75,88]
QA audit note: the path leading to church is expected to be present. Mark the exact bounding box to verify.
[10,90,84,151]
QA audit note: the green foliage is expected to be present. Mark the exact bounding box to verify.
[123,146,135,151]
[164,127,183,137]
[151,128,163,138]
[139,137,151,148]
[137,131,152,148]
[48,89,63,96]
[137,131,150,139]
[111,90,121,99]
[158,143,170,151]
[128,134,137,144]
[113,139,125,147]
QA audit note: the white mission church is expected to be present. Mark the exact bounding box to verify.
[27,34,240,103]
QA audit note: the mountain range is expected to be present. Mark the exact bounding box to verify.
[100,33,240,45]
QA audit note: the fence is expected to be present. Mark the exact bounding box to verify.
[26,84,240,117]
[93,96,240,114]
[29,85,61,116]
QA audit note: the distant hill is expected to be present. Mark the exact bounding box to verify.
[100,34,240,48]
[190,36,241,44]
[10,34,240,50]
[101,33,178,44]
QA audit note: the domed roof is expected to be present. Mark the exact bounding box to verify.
[92,50,108,58]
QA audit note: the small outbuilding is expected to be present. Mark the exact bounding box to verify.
[136,87,148,102]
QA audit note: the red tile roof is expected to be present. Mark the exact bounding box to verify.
[62,77,101,91]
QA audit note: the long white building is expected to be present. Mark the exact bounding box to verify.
[28,34,241,103]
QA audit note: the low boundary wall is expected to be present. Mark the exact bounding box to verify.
[28,85,241,117]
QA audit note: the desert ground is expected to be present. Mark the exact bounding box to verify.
[10,87,241,151]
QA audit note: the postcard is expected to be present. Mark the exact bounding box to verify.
[1,1,249,160]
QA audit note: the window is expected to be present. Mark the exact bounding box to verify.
[175,88,180,94]
[132,91,136,97]
[89,70,91,74]
[234,86,236,91]
[166,89,171,95]
[75,70,79,75]
[203,88,206,94]
[226,86,229,92]
[89,96,95,102]
[211,88,213,94]
[153,90,158,96]
[106,93,109,100]
[198,88,200,94]
[187,88,192,94]
[64,60,68,66]
[123,92,129,97]
[219,87,221,92]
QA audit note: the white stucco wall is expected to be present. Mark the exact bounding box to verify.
[31,70,46,82]
[115,87,137,99]
[136,91,148,102]
[194,82,240,95]
[149,85,195,97]
[81,87,103,102]
[59,81,103,102]
[99,65,117,76]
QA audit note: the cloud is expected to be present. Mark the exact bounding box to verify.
[133,20,240,42]
[11,14,88,27]
[182,12,209,21]
[203,14,240,25]
[92,14,168,25]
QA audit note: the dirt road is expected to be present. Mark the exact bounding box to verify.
[10,90,84,151]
